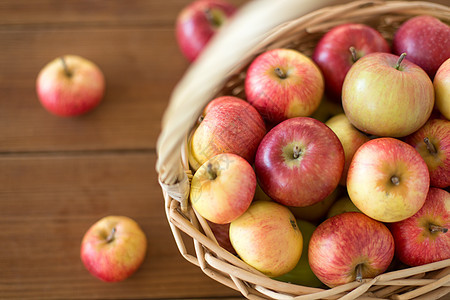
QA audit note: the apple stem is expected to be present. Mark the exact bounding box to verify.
[60,56,72,77]
[430,224,448,233]
[391,175,400,186]
[293,145,301,159]
[349,46,358,63]
[423,137,437,155]
[355,263,363,282]
[204,8,220,27]
[206,163,217,180]
[395,53,407,70]
[274,67,287,79]
[106,227,116,243]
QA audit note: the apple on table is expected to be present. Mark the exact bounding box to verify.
[80,216,147,282]
[36,54,105,117]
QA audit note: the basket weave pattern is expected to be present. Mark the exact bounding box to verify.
[157,1,450,299]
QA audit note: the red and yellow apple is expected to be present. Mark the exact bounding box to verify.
[229,201,302,277]
[347,138,430,223]
[245,48,324,124]
[80,216,147,282]
[190,153,256,224]
[434,58,450,120]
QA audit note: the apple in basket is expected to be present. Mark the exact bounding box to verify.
[255,117,344,207]
[326,195,361,219]
[392,15,450,79]
[325,113,370,186]
[175,0,237,62]
[389,188,450,267]
[312,23,390,102]
[404,118,450,188]
[80,216,147,282]
[229,201,303,277]
[190,153,255,224]
[36,55,105,117]
[342,52,434,137]
[188,96,266,170]
[434,58,450,120]
[245,48,324,124]
[347,138,430,223]
[288,187,338,223]
[309,212,394,287]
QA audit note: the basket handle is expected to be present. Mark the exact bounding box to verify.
[156,0,341,200]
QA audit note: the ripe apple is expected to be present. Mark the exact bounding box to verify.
[309,96,344,123]
[434,58,450,120]
[342,52,434,137]
[309,212,394,287]
[312,23,390,101]
[325,113,370,185]
[188,96,266,170]
[404,118,449,188]
[347,138,430,223]
[390,188,449,266]
[207,220,236,254]
[274,220,323,288]
[36,55,105,117]
[326,195,361,219]
[245,48,324,124]
[288,187,338,223]
[392,15,450,79]
[229,201,303,277]
[190,153,255,224]
[80,216,147,282]
[255,117,344,207]
[175,0,237,62]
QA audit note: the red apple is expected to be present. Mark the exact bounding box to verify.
[229,201,303,277]
[175,0,237,62]
[390,188,449,266]
[434,58,450,120]
[206,220,236,254]
[309,212,394,287]
[188,96,266,170]
[404,118,450,188]
[190,153,256,224]
[347,138,430,223]
[393,15,450,79]
[80,216,147,282]
[245,48,324,124]
[342,52,434,137]
[312,23,390,101]
[255,117,344,207]
[325,113,370,185]
[36,55,105,117]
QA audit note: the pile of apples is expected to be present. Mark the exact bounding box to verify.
[181,0,450,289]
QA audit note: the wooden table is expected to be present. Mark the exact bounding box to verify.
[1,1,448,299]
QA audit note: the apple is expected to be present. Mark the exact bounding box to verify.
[312,23,390,101]
[404,118,450,188]
[434,58,450,120]
[309,96,344,123]
[255,117,344,207]
[245,48,324,124]
[392,15,450,79]
[390,188,449,267]
[175,0,237,62]
[188,96,266,170]
[326,195,361,219]
[325,113,370,185]
[342,52,434,137]
[36,55,105,117]
[309,212,394,287]
[288,187,338,223]
[347,137,430,223]
[80,216,147,282]
[274,220,323,288]
[229,201,303,277]
[206,220,236,254]
[190,153,255,224]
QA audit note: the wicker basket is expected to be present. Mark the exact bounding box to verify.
[156,0,450,299]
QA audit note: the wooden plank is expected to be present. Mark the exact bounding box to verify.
[0,152,241,299]
[0,0,248,27]
[0,27,187,152]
